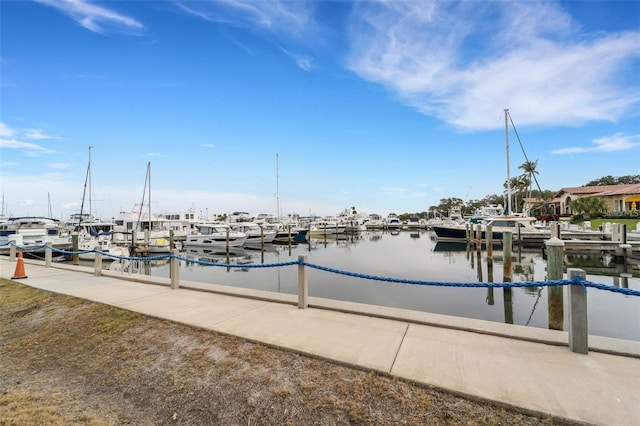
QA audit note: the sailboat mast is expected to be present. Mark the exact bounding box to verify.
[276,153,280,218]
[504,108,512,214]
[148,162,151,231]
[77,146,92,230]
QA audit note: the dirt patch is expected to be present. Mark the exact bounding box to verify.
[0,279,573,425]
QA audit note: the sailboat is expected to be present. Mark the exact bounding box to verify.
[74,146,128,260]
[133,162,170,253]
[431,110,548,245]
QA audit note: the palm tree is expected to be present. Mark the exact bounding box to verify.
[519,160,539,198]
[504,175,528,213]
[570,197,606,219]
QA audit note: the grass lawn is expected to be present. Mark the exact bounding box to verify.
[578,218,640,231]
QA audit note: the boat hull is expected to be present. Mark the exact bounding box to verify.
[183,235,246,248]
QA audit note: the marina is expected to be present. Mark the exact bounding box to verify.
[57,228,640,342]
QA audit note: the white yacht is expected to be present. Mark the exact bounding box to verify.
[229,222,277,245]
[365,214,384,230]
[184,222,247,248]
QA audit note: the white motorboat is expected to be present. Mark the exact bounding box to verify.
[77,232,129,261]
[385,214,402,230]
[0,217,72,252]
[184,222,247,248]
[229,222,277,245]
[433,215,549,246]
[365,214,384,230]
[307,218,347,237]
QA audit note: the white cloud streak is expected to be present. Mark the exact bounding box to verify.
[176,0,317,70]
[24,129,60,140]
[552,133,640,154]
[176,0,313,38]
[35,0,144,35]
[0,122,57,155]
[347,1,640,130]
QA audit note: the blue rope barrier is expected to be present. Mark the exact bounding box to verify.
[298,260,640,297]
[6,243,639,297]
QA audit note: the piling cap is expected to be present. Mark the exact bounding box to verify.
[545,237,565,247]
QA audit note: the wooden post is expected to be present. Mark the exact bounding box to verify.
[260,226,265,263]
[503,231,512,282]
[612,223,620,243]
[503,285,513,324]
[169,229,174,250]
[567,268,588,354]
[475,224,482,251]
[486,225,493,258]
[465,223,470,242]
[170,249,180,289]
[545,237,565,331]
[298,255,308,309]
[502,231,513,324]
[546,237,565,280]
[550,221,560,239]
[72,232,79,265]
[9,242,16,261]
[94,251,103,277]
[45,246,52,267]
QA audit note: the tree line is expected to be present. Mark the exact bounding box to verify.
[416,173,640,221]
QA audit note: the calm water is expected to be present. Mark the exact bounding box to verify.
[124,230,639,341]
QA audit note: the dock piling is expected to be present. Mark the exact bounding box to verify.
[298,255,308,309]
[170,249,180,289]
[567,268,588,354]
[503,231,512,282]
[45,246,52,267]
[95,252,102,277]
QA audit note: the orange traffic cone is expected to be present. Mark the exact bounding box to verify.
[12,252,28,279]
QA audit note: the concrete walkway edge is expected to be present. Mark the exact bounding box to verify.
[1,257,639,426]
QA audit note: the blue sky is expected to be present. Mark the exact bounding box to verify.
[1,0,639,220]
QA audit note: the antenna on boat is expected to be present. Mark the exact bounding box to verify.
[504,108,512,215]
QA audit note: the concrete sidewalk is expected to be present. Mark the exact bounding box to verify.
[1,257,639,425]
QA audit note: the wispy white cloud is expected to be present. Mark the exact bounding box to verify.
[347,1,640,130]
[200,144,216,149]
[176,0,313,38]
[24,128,61,140]
[0,138,52,154]
[176,0,317,69]
[0,122,57,155]
[35,0,144,35]
[279,46,314,72]
[0,122,15,138]
[552,133,640,154]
